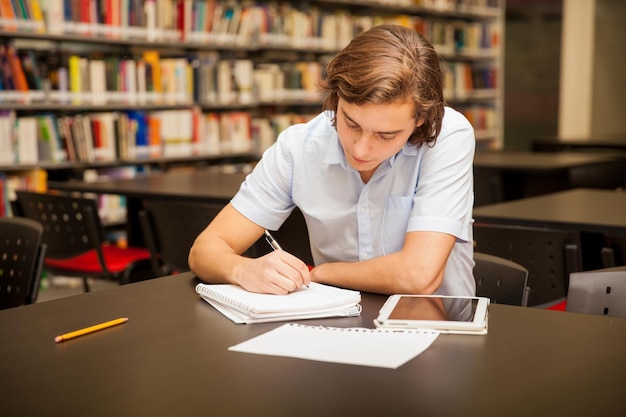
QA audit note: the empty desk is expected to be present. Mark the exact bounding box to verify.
[473,188,626,235]
[533,134,626,154]
[473,151,624,206]
[473,188,626,270]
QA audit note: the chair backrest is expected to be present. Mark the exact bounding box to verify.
[601,234,626,268]
[567,266,626,318]
[0,217,46,309]
[14,190,106,261]
[473,252,530,306]
[473,223,583,307]
[139,201,314,277]
[139,200,226,276]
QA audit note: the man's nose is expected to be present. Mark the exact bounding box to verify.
[353,132,373,156]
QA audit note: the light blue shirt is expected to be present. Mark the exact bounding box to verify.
[231,107,476,296]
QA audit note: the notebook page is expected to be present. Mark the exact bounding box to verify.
[229,323,439,369]
[196,282,361,316]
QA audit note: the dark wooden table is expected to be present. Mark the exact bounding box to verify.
[1,272,625,417]
[49,169,248,202]
[473,188,626,270]
[48,170,248,246]
[533,134,626,154]
[473,151,625,206]
[473,188,626,235]
[48,170,311,262]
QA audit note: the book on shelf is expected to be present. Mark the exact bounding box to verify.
[0,168,47,217]
[4,43,28,92]
[42,0,64,34]
[123,58,138,104]
[197,111,220,155]
[89,112,117,161]
[147,113,161,157]
[68,54,82,104]
[153,107,195,157]
[126,110,150,159]
[36,113,66,162]
[0,44,16,91]
[28,0,46,32]
[0,110,16,164]
[195,282,362,324]
[17,49,43,90]
[142,50,162,97]
[220,111,252,154]
[0,0,18,31]
[88,58,107,104]
[16,116,38,163]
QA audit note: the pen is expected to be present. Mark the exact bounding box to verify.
[264,230,282,251]
[54,317,129,343]
[264,230,309,288]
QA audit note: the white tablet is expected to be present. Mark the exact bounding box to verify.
[374,294,490,335]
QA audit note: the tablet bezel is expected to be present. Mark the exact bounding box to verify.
[373,294,490,333]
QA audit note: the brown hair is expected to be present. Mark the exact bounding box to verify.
[319,24,444,146]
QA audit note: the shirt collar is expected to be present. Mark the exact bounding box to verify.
[324,133,346,167]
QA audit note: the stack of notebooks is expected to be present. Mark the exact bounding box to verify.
[195,282,361,324]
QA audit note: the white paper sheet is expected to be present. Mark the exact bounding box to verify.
[229,323,440,369]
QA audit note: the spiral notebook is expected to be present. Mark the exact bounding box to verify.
[195,282,362,324]
[229,323,440,369]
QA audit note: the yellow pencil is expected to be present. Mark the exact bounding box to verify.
[54,318,129,343]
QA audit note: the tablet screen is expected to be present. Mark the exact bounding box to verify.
[388,296,477,322]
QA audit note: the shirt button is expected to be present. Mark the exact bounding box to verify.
[360,207,365,214]
[362,253,369,259]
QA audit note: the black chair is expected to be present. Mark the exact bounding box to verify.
[567,266,626,318]
[473,223,583,307]
[14,190,152,292]
[139,200,314,277]
[0,217,47,309]
[473,252,530,306]
[139,200,228,277]
[601,234,626,268]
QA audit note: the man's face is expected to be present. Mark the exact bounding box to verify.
[336,98,420,183]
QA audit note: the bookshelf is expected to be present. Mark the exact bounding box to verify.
[1,0,504,217]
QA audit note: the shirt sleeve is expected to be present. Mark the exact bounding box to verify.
[407,108,476,242]
[230,128,296,231]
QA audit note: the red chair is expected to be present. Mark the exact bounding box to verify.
[14,190,152,292]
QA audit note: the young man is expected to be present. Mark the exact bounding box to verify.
[189,25,475,296]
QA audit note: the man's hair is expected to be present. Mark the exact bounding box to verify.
[319,24,444,146]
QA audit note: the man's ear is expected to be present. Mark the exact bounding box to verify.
[416,117,426,128]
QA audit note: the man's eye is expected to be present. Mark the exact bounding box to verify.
[379,134,396,141]
[346,122,360,131]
